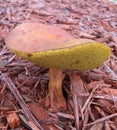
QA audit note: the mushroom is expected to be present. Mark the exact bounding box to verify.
[5,22,111,110]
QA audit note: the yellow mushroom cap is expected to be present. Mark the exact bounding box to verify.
[5,23,111,71]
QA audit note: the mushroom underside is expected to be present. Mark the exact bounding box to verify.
[9,42,110,71]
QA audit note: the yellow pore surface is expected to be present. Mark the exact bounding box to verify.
[9,41,111,71]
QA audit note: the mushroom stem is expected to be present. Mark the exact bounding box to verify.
[49,68,66,110]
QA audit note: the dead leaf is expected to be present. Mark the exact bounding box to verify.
[18,73,37,86]
[6,112,20,129]
[86,81,102,91]
[28,103,49,121]
[97,99,113,114]
[70,73,87,107]
[102,88,117,96]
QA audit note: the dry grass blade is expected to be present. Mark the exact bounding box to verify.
[1,73,44,130]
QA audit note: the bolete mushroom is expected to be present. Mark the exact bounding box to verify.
[5,22,111,110]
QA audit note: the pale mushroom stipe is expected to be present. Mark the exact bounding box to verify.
[6,23,111,110]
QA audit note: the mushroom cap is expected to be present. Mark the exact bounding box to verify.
[6,23,111,71]
[6,23,73,53]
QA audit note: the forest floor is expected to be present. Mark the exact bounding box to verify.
[0,0,117,130]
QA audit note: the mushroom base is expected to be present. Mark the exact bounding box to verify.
[49,68,66,110]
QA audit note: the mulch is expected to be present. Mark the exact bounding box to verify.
[0,0,117,130]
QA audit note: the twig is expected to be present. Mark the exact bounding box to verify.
[81,85,99,114]
[1,73,44,130]
[79,71,117,84]
[104,63,117,80]
[57,112,75,120]
[53,124,64,130]
[79,32,96,39]
[8,55,16,62]
[93,95,117,101]
[85,113,117,126]
[82,102,91,130]
[109,89,117,110]
[0,46,8,56]
[71,84,80,130]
